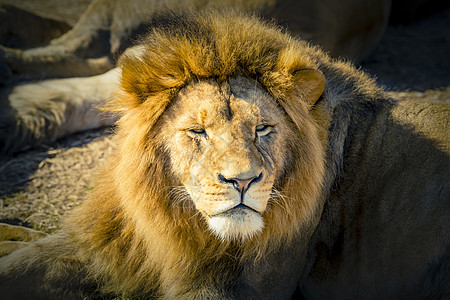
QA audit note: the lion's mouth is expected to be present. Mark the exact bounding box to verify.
[209,203,261,218]
[232,203,260,214]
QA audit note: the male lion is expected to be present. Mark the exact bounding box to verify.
[1,10,449,299]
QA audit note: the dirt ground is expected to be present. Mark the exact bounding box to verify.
[0,6,449,232]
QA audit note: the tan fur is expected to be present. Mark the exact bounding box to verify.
[71,12,326,296]
[0,11,328,299]
[1,10,449,300]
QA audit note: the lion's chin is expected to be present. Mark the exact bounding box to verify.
[207,207,264,241]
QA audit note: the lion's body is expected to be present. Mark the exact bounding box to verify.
[303,98,450,298]
[0,10,449,300]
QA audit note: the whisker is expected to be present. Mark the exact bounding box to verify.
[168,186,196,213]
[269,188,293,217]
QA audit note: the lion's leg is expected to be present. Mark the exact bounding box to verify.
[0,223,48,257]
[1,46,113,85]
[0,68,120,153]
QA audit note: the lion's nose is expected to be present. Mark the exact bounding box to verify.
[218,172,263,194]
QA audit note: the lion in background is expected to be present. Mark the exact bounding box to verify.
[1,0,396,153]
[2,0,448,154]
[0,10,449,299]
[1,0,449,155]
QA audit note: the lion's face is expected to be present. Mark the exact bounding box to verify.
[158,77,293,241]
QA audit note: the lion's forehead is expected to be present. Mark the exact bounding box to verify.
[170,78,285,130]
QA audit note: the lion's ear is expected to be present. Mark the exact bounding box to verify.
[291,69,325,106]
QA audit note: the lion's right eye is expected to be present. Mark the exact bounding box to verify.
[187,128,207,138]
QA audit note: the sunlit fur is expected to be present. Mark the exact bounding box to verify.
[156,77,293,242]
[64,11,327,297]
[1,11,331,298]
[2,7,447,299]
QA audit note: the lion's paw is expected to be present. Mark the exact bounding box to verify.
[0,80,78,153]
[0,223,47,257]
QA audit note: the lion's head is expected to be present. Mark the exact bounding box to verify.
[101,11,326,255]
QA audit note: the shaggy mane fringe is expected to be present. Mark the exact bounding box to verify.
[106,10,318,113]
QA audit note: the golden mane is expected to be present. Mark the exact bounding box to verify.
[112,10,318,111]
[71,11,325,296]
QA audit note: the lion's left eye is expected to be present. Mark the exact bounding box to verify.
[190,128,206,135]
[255,124,272,136]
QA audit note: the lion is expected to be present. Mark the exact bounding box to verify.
[1,10,449,299]
[0,0,395,153]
